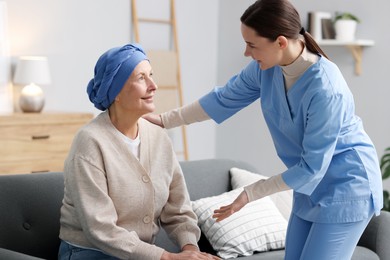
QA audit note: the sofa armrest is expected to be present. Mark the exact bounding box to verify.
[0,248,44,260]
[358,210,390,260]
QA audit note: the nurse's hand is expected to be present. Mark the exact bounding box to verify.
[143,113,164,128]
[212,191,249,222]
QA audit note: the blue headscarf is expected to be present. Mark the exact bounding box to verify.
[87,43,148,111]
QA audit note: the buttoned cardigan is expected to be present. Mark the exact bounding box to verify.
[59,111,200,259]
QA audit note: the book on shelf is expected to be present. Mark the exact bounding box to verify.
[321,18,335,39]
[307,11,332,41]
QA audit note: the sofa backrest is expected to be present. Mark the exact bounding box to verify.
[180,159,258,201]
[0,172,64,260]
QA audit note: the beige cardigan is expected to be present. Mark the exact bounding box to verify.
[59,111,200,260]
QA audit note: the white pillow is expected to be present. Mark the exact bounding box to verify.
[192,188,287,259]
[230,167,293,222]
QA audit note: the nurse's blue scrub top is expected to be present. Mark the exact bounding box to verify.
[199,57,383,223]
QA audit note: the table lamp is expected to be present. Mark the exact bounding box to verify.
[13,56,51,113]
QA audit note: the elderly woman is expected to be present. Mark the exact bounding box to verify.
[58,44,219,260]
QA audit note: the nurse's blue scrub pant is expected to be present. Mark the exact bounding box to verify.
[284,213,373,260]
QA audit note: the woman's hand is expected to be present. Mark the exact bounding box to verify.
[143,113,164,127]
[182,244,200,252]
[212,191,249,222]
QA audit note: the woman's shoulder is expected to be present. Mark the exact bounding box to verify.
[71,112,114,149]
[305,57,349,92]
[139,117,170,139]
[316,56,343,79]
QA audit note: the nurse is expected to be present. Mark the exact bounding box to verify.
[145,0,383,259]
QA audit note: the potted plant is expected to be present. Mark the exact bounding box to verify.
[380,147,390,211]
[334,12,360,42]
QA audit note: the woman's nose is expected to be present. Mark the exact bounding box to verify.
[148,78,157,91]
[244,47,251,57]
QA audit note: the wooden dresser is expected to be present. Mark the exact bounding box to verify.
[0,112,94,174]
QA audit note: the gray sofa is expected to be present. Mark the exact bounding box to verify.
[0,158,389,260]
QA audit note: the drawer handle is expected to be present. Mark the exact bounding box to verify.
[31,170,49,173]
[31,135,50,140]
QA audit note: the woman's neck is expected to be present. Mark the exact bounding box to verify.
[108,107,139,139]
[280,40,304,66]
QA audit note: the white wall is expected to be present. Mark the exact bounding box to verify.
[4,0,219,160]
[7,0,132,114]
[4,0,390,190]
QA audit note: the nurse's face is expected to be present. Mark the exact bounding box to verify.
[241,23,284,70]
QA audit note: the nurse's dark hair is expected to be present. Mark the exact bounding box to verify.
[241,0,328,59]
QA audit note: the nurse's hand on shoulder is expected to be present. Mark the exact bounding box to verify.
[143,113,164,128]
[213,191,249,222]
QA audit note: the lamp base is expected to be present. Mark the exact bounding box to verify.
[19,94,44,113]
[19,83,45,113]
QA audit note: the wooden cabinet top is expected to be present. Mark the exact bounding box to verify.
[0,112,94,126]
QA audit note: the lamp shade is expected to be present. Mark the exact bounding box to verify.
[13,56,51,85]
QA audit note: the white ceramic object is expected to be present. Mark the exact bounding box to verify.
[19,84,45,113]
[335,19,357,42]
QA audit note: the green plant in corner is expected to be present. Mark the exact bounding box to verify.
[334,12,361,23]
[380,147,390,211]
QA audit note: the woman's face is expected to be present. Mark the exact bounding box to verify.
[116,60,157,116]
[241,23,284,70]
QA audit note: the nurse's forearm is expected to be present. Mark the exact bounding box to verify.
[244,174,290,202]
[161,101,210,129]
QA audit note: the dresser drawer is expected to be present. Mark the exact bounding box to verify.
[0,124,79,162]
[0,112,93,174]
[0,157,66,175]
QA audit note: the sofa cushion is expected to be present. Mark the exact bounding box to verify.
[0,172,63,260]
[0,248,43,260]
[230,167,293,221]
[352,246,380,260]
[192,187,287,259]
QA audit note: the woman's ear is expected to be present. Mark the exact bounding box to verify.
[277,35,288,49]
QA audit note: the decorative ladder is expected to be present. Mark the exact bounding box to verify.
[131,0,188,160]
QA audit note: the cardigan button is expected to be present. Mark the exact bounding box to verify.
[142,175,150,183]
[143,215,151,224]
[23,222,31,230]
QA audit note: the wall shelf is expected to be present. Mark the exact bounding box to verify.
[318,39,375,75]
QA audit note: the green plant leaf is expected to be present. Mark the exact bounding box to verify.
[334,12,361,23]
[383,167,390,180]
[380,148,390,179]
[380,159,390,168]
[383,191,390,211]
[380,148,390,211]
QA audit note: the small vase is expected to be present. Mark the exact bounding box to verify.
[334,20,357,42]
